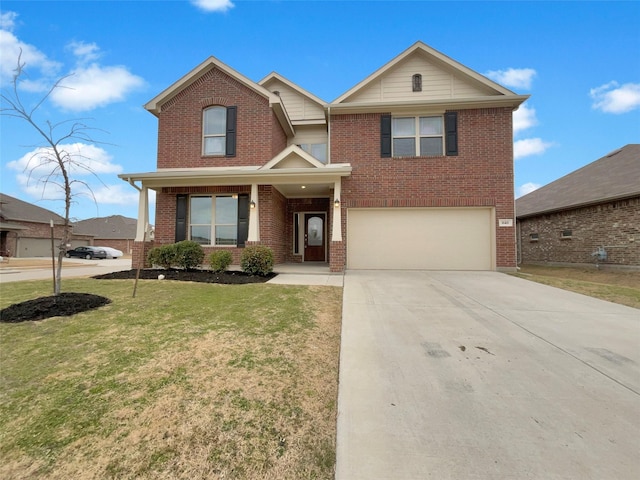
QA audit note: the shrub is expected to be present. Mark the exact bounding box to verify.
[147,244,176,269]
[174,241,204,270]
[209,250,233,273]
[240,246,274,276]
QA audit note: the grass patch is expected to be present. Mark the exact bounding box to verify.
[513,265,640,308]
[0,278,342,479]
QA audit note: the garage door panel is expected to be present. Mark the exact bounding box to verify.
[347,208,493,270]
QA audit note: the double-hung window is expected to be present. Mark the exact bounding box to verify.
[381,112,457,157]
[392,116,444,157]
[189,195,238,246]
[202,106,237,156]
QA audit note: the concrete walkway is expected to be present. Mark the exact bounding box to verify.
[336,270,640,480]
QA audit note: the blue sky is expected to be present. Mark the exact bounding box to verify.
[1,0,639,222]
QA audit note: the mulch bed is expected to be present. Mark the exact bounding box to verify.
[1,269,276,323]
[92,268,277,284]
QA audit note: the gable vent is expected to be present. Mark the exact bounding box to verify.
[412,74,422,92]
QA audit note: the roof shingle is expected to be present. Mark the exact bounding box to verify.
[516,144,640,218]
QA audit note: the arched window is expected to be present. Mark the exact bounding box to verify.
[203,106,227,155]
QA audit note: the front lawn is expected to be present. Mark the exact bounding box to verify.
[513,264,640,309]
[0,278,342,479]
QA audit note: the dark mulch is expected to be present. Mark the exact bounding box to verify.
[0,293,111,323]
[1,269,276,323]
[92,268,277,284]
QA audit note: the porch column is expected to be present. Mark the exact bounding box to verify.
[332,178,342,241]
[248,183,260,242]
[135,186,149,241]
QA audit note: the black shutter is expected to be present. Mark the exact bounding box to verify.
[237,193,249,247]
[380,114,392,157]
[175,194,188,242]
[445,112,458,156]
[226,106,237,157]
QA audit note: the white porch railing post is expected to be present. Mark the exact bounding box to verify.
[135,187,148,242]
[248,183,260,242]
[332,178,342,241]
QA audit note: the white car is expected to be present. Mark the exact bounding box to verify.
[97,246,124,259]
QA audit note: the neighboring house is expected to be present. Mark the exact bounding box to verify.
[119,41,528,272]
[0,193,92,258]
[73,215,138,254]
[516,144,640,267]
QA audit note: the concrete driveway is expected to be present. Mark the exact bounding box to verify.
[336,270,639,480]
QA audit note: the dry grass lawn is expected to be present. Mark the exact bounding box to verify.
[0,278,342,479]
[514,264,640,308]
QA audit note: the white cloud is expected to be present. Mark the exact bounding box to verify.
[485,68,536,90]
[517,182,541,198]
[0,28,61,84]
[590,81,640,114]
[514,138,553,159]
[191,0,235,12]
[67,40,101,63]
[6,143,127,207]
[91,183,140,206]
[513,104,537,134]
[51,64,145,111]
[0,11,18,31]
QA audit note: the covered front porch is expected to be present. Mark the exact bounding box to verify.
[119,146,352,272]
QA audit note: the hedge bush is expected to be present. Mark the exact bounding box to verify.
[209,250,233,273]
[174,240,204,270]
[147,244,176,269]
[240,246,274,276]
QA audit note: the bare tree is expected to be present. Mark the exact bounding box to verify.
[1,54,106,295]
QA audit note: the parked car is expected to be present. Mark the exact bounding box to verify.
[96,246,124,259]
[65,246,107,260]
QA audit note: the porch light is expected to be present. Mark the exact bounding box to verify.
[334,198,340,208]
[250,200,256,209]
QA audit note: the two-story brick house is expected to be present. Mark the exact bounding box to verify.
[120,42,528,272]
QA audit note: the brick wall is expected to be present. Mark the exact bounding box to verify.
[156,66,285,169]
[518,197,640,266]
[331,108,516,269]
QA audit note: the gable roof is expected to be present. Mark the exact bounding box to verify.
[144,56,294,137]
[331,41,529,113]
[0,193,65,225]
[516,144,640,218]
[73,215,137,239]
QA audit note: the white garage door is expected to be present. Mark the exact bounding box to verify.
[347,208,494,270]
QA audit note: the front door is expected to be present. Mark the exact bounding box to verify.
[304,213,326,262]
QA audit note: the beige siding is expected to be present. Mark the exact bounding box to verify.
[263,79,324,122]
[347,208,494,270]
[348,53,494,103]
[289,125,328,146]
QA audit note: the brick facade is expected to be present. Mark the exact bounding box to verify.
[156,67,286,169]
[131,46,521,271]
[332,108,516,269]
[518,196,640,267]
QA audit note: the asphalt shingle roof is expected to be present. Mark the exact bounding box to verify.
[0,193,66,224]
[73,215,137,239]
[516,144,640,218]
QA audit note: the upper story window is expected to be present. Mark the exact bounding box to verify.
[392,116,443,157]
[381,112,457,158]
[203,106,237,157]
[299,143,327,163]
